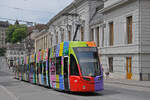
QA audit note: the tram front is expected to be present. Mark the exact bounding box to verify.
[69,47,104,92]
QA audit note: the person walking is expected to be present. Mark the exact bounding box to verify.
[105,68,110,80]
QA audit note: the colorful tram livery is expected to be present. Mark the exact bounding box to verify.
[15,41,104,92]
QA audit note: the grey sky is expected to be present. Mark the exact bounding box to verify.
[0,0,73,24]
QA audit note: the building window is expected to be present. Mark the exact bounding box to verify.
[91,29,94,41]
[51,36,52,46]
[68,30,71,41]
[45,36,46,49]
[14,51,16,55]
[102,27,104,47]
[81,26,84,41]
[96,27,100,47]
[21,52,23,55]
[109,22,114,46]
[46,36,48,48]
[61,29,64,42]
[108,57,113,73]
[43,36,45,49]
[127,16,132,44]
[42,37,44,49]
[68,25,72,41]
[56,32,58,44]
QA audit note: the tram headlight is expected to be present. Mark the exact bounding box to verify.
[83,85,86,89]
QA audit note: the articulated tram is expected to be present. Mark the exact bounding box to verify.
[15,41,104,92]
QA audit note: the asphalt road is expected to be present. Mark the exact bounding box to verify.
[0,57,150,100]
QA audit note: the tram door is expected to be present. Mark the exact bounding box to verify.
[126,57,132,79]
[64,57,69,90]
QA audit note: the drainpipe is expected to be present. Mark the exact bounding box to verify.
[138,0,142,81]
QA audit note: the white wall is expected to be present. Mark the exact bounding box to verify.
[102,0,139,54]
[104,0,123,8]
[48,0,91,46]
[140,0,150,53]
[139,0,150,80]
[100,0,141,80]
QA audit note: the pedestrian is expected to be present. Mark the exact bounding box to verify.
[12,65,15,72]
[105,68,110,80]
[9,64,10,69]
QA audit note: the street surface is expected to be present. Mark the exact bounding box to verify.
[0,57,150,100]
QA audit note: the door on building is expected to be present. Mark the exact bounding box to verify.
[126,57,132,79]
[109,57,113,72]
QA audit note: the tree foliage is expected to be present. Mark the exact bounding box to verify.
[6,24,27,43]
[0,48,6,56]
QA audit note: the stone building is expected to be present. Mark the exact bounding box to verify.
[30,24,49,52]
[0,21,9,48]
[6,43,25,66]
[34,0,103,51]
[34,29,50,52]
[33,0,150,81]
[46,0,103,46]
[96,0,150,81]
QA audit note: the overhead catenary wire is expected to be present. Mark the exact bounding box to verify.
[0,17,37,24]
[0,4,51,24]
[0,4,51,14]
[0,16,48,25]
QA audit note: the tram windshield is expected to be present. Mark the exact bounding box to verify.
[73,47,101,77]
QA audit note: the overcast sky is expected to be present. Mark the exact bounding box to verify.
[0,0,73,24]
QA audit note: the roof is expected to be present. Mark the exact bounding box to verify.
[0,21,9,27]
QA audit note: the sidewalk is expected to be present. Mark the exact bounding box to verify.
[104,78,150,88]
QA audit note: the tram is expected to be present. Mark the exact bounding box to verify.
[15,41,104,92]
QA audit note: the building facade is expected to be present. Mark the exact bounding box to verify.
[33,0,150,81]
[6,43,25,66]
[34,0,103,51]
[34,29,50,52]
[0,21,9,48]
[96,0,150,81]
[47,0,103,47]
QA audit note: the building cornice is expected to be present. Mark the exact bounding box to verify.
[34,29,48,39]
[47,0,87,26]
[98,0,129,13]
[0,21,9,27]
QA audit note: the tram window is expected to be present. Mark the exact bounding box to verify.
[40,62,42,74]
[37,63,39,74]
[70,54,79,76]
[43,62,46,75]
[51,58,56,75]
[33,63,36,73]
[38,63,40,74]
[21,65,23,73]
[30,64,33,73]
[27,65,29,72]
[23,65,25,73]
[56,57,61,75]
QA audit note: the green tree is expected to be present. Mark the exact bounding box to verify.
[6,25,16,43]
[0,48,6,56]
[6,24,27,43]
